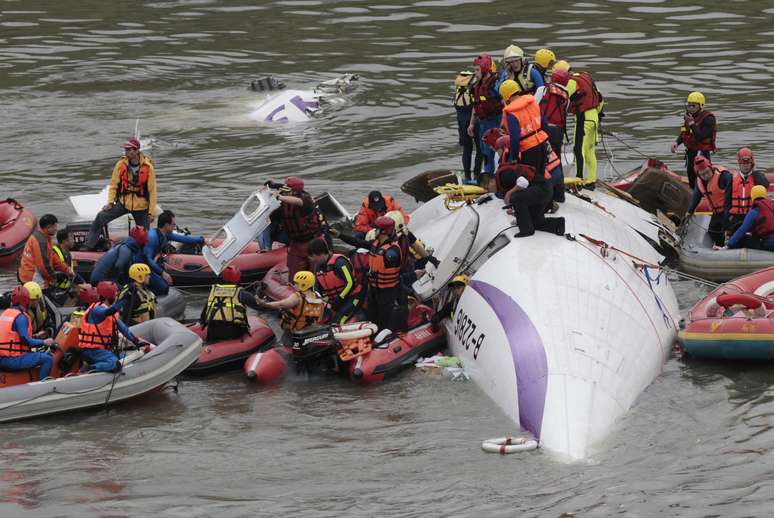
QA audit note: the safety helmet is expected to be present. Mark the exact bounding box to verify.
[552,60,570,72]
[503,45,524,61]
[494,135,509,151]
[498,79,521,100]
[534,48,556,69]
[97,280,118,301]
[687,91,705,108]
[221,265,242,284]
[751,185,767,201]
[693,154,712,171]
[10,286,30,308]
[551,68,570,86]
[448,274,469,287]
[23,281,43,301]
[482,127,503,149]
[129,263,152,284]
[737,147,754,165]
[472,54,493,75]
[374,216,395,235]
[293,271,315,292]
[79,285,99,306]
[285,176,304,192]
[129,225,149,247]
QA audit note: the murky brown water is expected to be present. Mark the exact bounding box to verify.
[2,1,774,516]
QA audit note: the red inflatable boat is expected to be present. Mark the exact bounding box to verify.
[260,261,294,300]
[186,315,275,374]
[613,159,774,214]
[0,199,36,267]
[72,241,287,287]
[678,266,774,360]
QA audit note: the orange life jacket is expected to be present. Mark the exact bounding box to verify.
[540,83,569,128]
[568,72,602,115]
[0,308,31,357]
[502,95,548,153]
[316,254,360,300]
[117,159,151,199]
[367,239,402,289]
[697,169,726,214]
[281,191,322,242]
[753,198,774,238]
[546,149,561,175]
[682,110,716,152]
[78,303,118,350]
[472,74,502,120]
[280,292,324,331]
[728,172,758,216]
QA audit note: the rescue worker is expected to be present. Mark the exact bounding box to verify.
[199,265,262,341]
[468,53,503,178]
[91,225,149,287]
[84,137,157,250]
[671,92,716,189]
[275,176,324,279]
[431,274,468,331]
[257,271,325,340]
[551,61,604,186]
[18,214,76,289]
[117,263,157,326]
[496,45,544,94]
[454,70,483,182]
[533,48,556,82]
[0,286,55,381]
[499,80,564,237]
[539,66,570,165]
[686,155,733,247]
[366,216,405,331]
[725,147,771,233]
[722,185,774,252]
[353,190,409,238]
[53,229,75,291]
[307,238,364,325]
[384,210,439,287]
[78,281,142,373]
[144,210,207,296]
[22,281,52,338]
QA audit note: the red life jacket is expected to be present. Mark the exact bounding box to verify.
[568,72,602,115]
[495,162,538,194]
[281,192,322,242]
[0,308,31,357]
[697,168,726,214]
[540,83,569,129]
[682,110,716,152]
[349,250,370,290]
[367,239,402,289]
[546,149,561,175]
[78,303,118,350]
[472,74,503,120]
[316,254,361,300]
[117,159,151,199]
[501,95,548,153]
[728,172,759,216]
[753,198,774,238]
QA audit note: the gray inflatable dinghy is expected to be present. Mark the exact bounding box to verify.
[0,317,201,423]
[678,214,774,281]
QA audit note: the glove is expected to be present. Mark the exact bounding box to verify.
[428,255,441,268]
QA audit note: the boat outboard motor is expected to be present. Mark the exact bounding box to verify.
[250,76,286,92]
[290,325,338,375]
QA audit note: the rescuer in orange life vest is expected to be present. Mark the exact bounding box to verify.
[721,185,774,252]
[274,176,324,279]
[498,79,565,237]
[686,155,733,247]
[671,91,716,190]
[0,285,55,381]
[307,237,365,325]
[85,137,157,250]
[725,147,770,233]
[353,190,409,238]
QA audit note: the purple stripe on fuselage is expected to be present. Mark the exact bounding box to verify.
[470,280,548,439]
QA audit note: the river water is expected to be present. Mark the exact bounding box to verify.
[2,0,774,516]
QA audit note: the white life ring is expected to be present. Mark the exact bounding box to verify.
[332,322,378,341]
[481,436,538,454]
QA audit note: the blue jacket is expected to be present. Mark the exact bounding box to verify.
[91,236,147,285]
[12,310,45,349]
[85,300,136,342]
[144,229,204,276]
[726,207,774,249]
